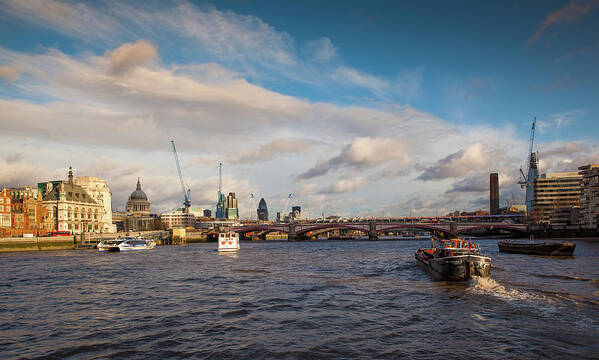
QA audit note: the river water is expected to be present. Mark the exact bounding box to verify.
[1,238,598,359]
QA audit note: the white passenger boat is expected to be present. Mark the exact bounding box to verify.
[218,231,240,252]
[98,237,155,252]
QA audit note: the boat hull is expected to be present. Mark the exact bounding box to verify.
[498,241,575,256]
[415,251,491,281]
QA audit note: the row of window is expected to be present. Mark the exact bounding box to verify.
[0,198,10,204]
[0,205,11,212]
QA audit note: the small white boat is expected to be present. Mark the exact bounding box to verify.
[218,231,240,252]
[98,237,155,252]
[97,238,126,252]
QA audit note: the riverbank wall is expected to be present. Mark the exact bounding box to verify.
[0,237,75,252]
[0,230,171,252]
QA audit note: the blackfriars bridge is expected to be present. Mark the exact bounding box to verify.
[231,221,528,241]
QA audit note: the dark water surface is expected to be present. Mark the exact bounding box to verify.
[1,239,598,359]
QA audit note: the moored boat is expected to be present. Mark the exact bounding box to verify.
[98,237,155,252]
[97,238,126,252]
[415,238,491,281]
[218,231,240,252]
[498,240,575,256]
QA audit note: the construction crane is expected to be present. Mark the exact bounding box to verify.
[170,140,191,213]
[280,193,292,222]
[250,193,257,220]
[518,117,539,214]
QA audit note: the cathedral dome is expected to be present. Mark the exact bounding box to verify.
[129,178,148,201]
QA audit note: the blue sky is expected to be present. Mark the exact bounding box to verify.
[0,0,598,217]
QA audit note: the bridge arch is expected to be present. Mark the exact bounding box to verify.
[375,223,454,235]
[295,223,370,235]
[456,224,528,234]
[230,225,289,235]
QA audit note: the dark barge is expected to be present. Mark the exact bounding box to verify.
[415,238,491,281]
[498,240,575,256]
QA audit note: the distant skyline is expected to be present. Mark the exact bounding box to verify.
[1,0,598,217]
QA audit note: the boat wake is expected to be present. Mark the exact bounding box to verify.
[469,276,544,303]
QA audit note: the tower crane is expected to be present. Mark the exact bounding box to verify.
[280,193,292,222]
[170,140,191,213]
[250,193,257,220]
[518,117,539,214]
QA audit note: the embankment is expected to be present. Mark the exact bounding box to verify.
[0,237,75,252]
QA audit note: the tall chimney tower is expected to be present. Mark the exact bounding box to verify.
[490,172,499,214]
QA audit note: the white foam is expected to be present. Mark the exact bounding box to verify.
[470,276,542,302]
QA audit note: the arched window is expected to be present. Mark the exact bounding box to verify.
[68,207,72,219]
[74,207,79,219]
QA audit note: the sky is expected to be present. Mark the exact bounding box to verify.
[0,0,598,218]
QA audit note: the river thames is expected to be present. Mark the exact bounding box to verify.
[1,239,598,359]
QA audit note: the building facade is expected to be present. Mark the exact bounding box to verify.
[0,188,12,230]
[226,192,239,220]
[6,195,54,236]
[530,172,582,224]
[41,167,105,235]
[75,176,116,233]
[579,164,599,230]
[122,178,155,232]
[257,198,268,221]
[160,210,194,229]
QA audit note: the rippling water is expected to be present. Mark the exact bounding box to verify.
[1,239,598,359]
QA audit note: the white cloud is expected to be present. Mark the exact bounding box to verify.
[230,138,313,163]
[306,37,337,63]
[417,142,488,181]
[320,178,368,194]
[298,137,411,179]
[107,40,157,75]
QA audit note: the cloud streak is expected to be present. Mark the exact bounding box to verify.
[528,0,599,46]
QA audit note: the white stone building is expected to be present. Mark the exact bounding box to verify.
[42,167,108,235]
[75,176,117,233]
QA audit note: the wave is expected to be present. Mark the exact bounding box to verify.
[469,276,544,302]
[531,273,599,284]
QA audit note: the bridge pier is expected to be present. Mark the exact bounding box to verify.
[288,223,297,241]
[368,221,378,241]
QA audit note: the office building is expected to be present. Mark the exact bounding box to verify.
[257,198,268,221]
[225,192,239,220]
[160,210,194,229]
[530,171,582,224]
[579,164,599,230]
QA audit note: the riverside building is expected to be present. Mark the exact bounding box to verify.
[530,171,582,225]
[0,188,12,230]
[41,167,106,235]
[123,178,155,232]
[76,176,117,233]
[160,210,194,229]
[5,187,53,236]
[578,164,599,230]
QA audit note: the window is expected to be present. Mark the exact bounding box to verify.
[0,205,3,211]
[0,198,3,204]
[6,199,9,204]
[5,206,9,212]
